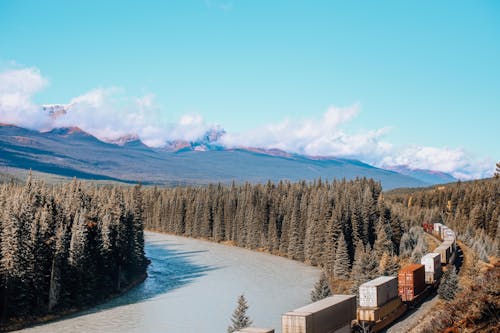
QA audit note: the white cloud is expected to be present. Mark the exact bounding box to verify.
[220,104,391,158]
[380,146,494,180]
[0,67,50,129]
[220,105,493,180]
[54,88,213,147]
[0,64,494,180]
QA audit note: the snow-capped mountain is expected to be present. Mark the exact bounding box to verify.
[160,127,227,152]
[0,123,428,189]
[41,104,70,119]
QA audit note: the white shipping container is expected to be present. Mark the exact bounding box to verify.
[421,253,441,273]
[421,252,442,283]
[440,226,449,239]
[433,223,443,233]
[435,241,456,264]
[358,276,398,308]
[443,230,456,242]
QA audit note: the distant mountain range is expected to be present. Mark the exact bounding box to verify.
[383,165,456,185]
[0,124,456,189]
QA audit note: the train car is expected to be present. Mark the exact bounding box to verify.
[421,252,442,284]
[433,223,444,238]
[356,277,406,333]
[398,264,427,304]
[443,229,455,239]
[442,240,456,265]
[435,242,454,265]
[422,223,433,233]
[440,226,450,240]
[358,277,398,308]
[282,295,356,333]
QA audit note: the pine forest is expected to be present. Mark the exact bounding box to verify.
[0,177,148,328]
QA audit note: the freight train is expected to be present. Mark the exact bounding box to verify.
[245,222,458,333]
[352,222,457,332]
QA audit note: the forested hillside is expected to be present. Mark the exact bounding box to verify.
[385,178,499,260]
[0,177,148,330]
[385,178,499,331]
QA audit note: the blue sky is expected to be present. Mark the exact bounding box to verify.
[0,0,498,178]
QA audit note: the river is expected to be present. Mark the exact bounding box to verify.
[20,231,320,333]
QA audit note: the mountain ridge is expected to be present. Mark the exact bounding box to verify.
[0,124,435,189]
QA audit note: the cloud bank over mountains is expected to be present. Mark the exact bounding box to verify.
[0,65,494,180]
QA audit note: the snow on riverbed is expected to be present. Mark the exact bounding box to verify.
[21,231,320,333]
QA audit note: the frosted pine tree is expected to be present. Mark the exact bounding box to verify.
[334,233,350,279]
[438,266,459,301]
[378,251,400,276]
[227,294,252,333]
[310,271,332,302]
[374,219,394,259]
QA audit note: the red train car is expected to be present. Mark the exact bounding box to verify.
[422,223,433,233]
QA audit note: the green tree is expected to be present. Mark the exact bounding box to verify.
[378,251,400,276]
[334,233,350,279]
[374,219,394,258]
[438,266,459,301]
[310,271,332,302]
[227,294,252,333]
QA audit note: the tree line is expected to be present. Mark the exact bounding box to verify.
[143,178,404,287]
[0,176,148,326]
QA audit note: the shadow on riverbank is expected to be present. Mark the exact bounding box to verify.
[85,240,218,312]
[15,240,217,331]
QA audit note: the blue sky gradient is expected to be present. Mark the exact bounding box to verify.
[0,0,498,178]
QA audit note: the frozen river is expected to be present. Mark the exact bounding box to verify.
[21,231,320,333]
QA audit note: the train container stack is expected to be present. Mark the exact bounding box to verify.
[234,328,275,333]
[433,223,444,239]
[421,252,442,284]
[443,229,456,242]
[358,276,398,308]
[435,243,452,264]
[281,295,356,333]
[398,264,426,303]
[356,276,405,331]
[422,223,433,233]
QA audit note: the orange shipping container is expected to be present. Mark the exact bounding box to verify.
[398,264,425,302]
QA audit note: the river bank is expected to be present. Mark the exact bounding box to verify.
[1,272,148,332]
[18,231,320,333]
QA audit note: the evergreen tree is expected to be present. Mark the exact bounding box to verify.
[334,233,350,279]
[227,294,252,333]
[374,219,394,258]
[438,266,459,301]
[0,178,149,325]
[131,184,146,273]
[378,251,400,276]
[287,196,304,260]
[410,236,428,263]
[361,188,377,245]
[310,271,332,302]
[351,241,379,293]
